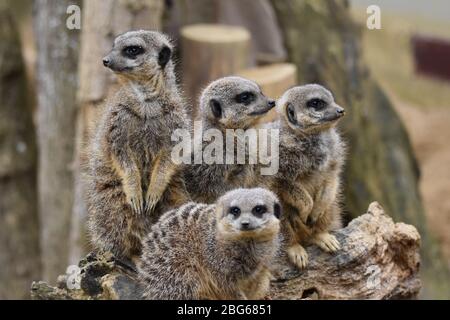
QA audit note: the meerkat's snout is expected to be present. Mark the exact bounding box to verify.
[268,100,276,109]
[102,57,111,67]
[322,103,346,123]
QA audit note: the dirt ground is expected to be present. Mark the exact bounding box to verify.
[392,96,450,267]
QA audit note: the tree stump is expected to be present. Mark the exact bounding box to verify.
[31,202,421,300]
[181,24,252,109]
[237,63,297,123]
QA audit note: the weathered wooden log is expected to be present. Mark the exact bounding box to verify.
[31,202,421,300]
[237,63,297,123]
[181,24,252,109]
[270,202,421,299]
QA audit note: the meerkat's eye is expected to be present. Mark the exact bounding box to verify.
[286,103,297,125]
[229,207,241,217]
[252,205,267,217]
[307,98,327,110]
[235,91,255,105]
[123,46,144,59]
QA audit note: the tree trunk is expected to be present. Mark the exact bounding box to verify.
[34,0,81,282]
[71,0,164,264]
[0,4,41,299]
[270,0,449,298]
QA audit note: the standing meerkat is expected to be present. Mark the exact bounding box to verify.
[258,84,346,269]
[184,76,276,203]
[85,30,191,262]
[138,188,281,300]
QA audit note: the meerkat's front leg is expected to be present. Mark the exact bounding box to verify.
[280,182,314,224]
[145,150,178,213]
[307,177,338,225]
[239,266,273,300]
[112,153,144,215]
[283,220,309,269]
[309,181,341,253]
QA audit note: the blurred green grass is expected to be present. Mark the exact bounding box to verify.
[351,7,450,109]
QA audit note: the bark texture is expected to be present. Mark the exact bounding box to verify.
[270,0,449,299]
[34,0,81,282]
[0,4,41,299]
[30,203,421,300]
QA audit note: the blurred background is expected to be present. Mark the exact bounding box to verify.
[0,0,449,299]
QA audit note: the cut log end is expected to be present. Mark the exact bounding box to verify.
[30,202,422,300]
[181,24,251,43]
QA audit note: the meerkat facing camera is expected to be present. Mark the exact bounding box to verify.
[257,84,346,269]
[138,188,281,300]
[184,76,276,203]
[85,30,191,262]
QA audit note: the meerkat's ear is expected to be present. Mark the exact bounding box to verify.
[274,202,282,219]
[158,46,172,68]
[210,99,222,119]
[286,103,297,125]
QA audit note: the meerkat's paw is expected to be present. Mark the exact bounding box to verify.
[127,193,144,215]
[312,232,341,253]
[144,192,161,214]
[287,244,309,269]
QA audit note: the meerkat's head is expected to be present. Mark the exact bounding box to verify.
[103,30,174,83]
[216,188,281,242]
[199,76,276,130]
[277,84,345,134]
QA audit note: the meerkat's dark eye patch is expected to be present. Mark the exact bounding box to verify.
[307,98,327,111]
[210,99,222,118]
[123,46,144,59]
[229,206,241,217]
[235,91,256,105]
[286,103,297,125]
[252,205,267,217]
[158,46,172,68]
[274,203,282,219]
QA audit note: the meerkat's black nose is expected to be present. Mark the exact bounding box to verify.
[241,221,250,230]
[268,100,276,108]
[337,108,345,115]
[103,58,111,67]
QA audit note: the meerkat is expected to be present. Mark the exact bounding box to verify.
[184,76,276,203]
[138,188,281,300]
[257,84,346,269]
[85,30,191,262]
